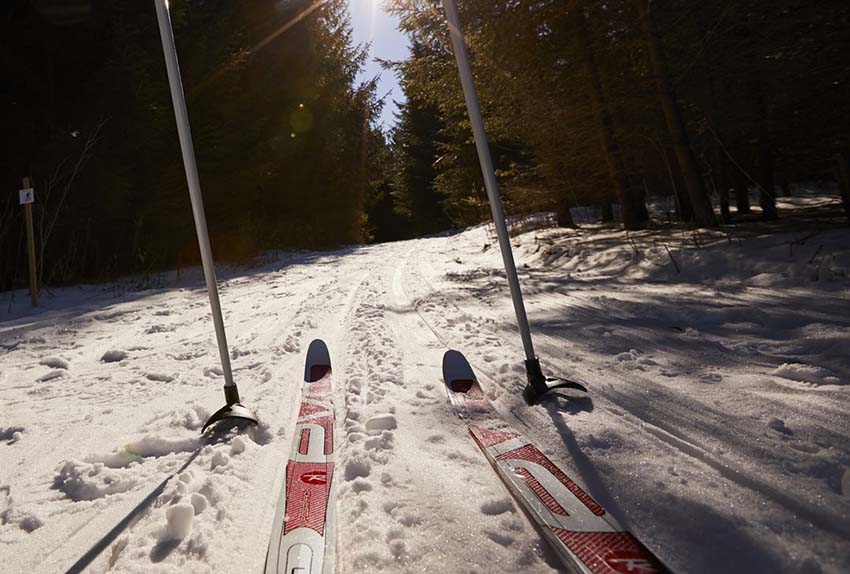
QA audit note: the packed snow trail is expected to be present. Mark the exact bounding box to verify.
[1,195,849,574]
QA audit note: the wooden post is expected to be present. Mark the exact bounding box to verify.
[22,177,38,307]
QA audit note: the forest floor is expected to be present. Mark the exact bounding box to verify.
[1,190,848,574]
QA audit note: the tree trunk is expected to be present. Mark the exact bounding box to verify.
[600,200,614,222]
[777,172,792,197]
[556,193,576,228]
[636,0,716,227]
[757,93,778,220]
[663,141,693,221]
[705,56,730,223]
[758,145,777,220]
[577,5,648,230]
[838,151,850,223]
[717,153,731,223]
[735,170,752,215]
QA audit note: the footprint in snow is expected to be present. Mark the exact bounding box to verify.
[364,414,397,434]
[351,478,372,494]
[700,372,723,384]
[52,460,139,501]
[344,459,371,481]
[0,488,43,533]
[37,370,66,382]
[480,497,515,516]
[101,350,128,363]
[39,357,69,370]
[767,417,794,436]
[364,431,394,453]
[385,527,407,558]
[144,324,175,335]
[484,530,515,547]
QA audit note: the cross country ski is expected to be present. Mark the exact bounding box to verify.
[442,350,669,574]
[265,339,337,574]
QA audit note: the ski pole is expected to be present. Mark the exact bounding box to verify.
[441,0,586,404]
[153,0,257,429]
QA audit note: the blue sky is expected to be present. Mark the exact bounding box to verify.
[346,0,410,130]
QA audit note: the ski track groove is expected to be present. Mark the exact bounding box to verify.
[4,224,849,574]
[11,260,367,574]
[115,265,373,574]
[400,241,850,545]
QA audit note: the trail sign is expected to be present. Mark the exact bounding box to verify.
[19,188,34,205]
[20,178,38,306]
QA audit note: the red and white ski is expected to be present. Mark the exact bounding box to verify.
[442,350,669,574]
[265,340,336,574]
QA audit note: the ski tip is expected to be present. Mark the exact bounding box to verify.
[305,339,331,382]
[442,350,476,387]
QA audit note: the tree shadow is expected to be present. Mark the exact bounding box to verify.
[655,493,789,574]
[543,396,631,530]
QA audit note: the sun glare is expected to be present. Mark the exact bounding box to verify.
[349,0,379,41]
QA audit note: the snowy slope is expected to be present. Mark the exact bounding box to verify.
[1,195,849,574]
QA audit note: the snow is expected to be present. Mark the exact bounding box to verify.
[0,192,848,573]
[772,363,844,386]
[39,357,69,370]
[101,349,129,363]
[163,503,194,541]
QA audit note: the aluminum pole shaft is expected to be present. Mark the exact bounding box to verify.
[154,0,236,389]
[442,0,536,362]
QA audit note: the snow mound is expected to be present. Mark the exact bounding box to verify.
[164,406,212,431]
[210,451,229,470]
[772,363,844,386]
[163,503,194,540]
[91,435,202,468]
[230,437,246,455]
